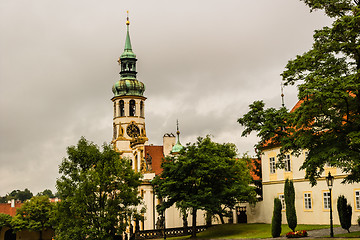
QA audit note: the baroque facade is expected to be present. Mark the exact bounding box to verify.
[111,16,209,231]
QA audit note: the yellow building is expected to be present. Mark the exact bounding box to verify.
[247,102,360,225]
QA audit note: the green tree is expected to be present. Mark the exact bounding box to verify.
[11,196,54,240]
[152,136,256,238]
[271,198,282,238]
[55,137,142,240]
[37,189,55,198]
[337,195,352,233]
[0,196,7,203]
[0,213,12,231]
[238,0,360,185]
[284,179,297,232]
[8,189,33,202]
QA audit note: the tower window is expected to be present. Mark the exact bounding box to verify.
[129,100,136,116]
[113,124,117,140]
[119,100,125,117]
[140,101,144,117]
[113,102,116,117]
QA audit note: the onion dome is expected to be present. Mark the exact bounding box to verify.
[112,79,145,97]
[171,120,184,154]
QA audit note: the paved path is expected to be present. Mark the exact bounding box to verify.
[257,225,360,239]
[203,225,360,240]
[305,225,360,238]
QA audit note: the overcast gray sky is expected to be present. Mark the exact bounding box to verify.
[0,0,331,196]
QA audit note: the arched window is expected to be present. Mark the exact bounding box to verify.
[119,100,125,117]
[140,101,144,117]
[129,100,136,116]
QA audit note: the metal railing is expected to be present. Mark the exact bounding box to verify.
[135,225,209,239]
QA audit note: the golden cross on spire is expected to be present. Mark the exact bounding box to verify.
[126,10,130,25]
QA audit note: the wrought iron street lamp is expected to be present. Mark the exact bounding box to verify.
[326,172,334,237]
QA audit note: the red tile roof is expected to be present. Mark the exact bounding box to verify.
[290,99,304,113]
[0,203,23,216]
[250,158,261,181]
[144,145,164,175]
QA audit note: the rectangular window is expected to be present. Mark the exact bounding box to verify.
[356,190,360,210]
[304,193,312,210]
[279,194,285,210]
[323,191,331,209]
[270,157,276,174]
[284,155,291,172]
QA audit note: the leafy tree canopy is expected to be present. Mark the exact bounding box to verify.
[0,213,12,229]
[153,136,256,236]
[7,189,33,202]
[238,0,360,185]
[37,189,56,198]
[55,137,143,240]
[11,196,55,240]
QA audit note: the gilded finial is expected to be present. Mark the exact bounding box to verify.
[126,10,130,25]
[281,83,285,107]
[176,119,180,135]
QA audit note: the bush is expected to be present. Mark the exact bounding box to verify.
[286,230,308,238]
[0,213,12,229]
[337,195,352,233]
[272,198,282,238]
[284,179,297,232]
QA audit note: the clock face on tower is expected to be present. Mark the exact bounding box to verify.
[126,123,140,138]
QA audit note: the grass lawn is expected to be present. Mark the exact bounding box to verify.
[166,223,336,239]
[335,231,360,238]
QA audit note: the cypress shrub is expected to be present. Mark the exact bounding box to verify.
[337,195,352,233]
[284,179,297,232]
[272,198,282,237]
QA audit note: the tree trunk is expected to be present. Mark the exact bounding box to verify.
[191,207,197,238]
[219,214,225,224]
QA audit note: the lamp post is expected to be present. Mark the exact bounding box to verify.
[325,172,334,238]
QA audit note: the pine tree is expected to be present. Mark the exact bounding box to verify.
[337,195,352,233]
[271,198,282,238]
[284,179,297,232]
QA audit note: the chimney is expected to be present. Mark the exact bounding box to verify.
[163,133,176,156]
[11,199,15,208]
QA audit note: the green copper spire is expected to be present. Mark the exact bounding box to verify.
[112,12,145,97]
[171,120,184,154]
[120,12,136,59]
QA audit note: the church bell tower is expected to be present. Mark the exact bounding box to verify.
[111,13,148,172]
